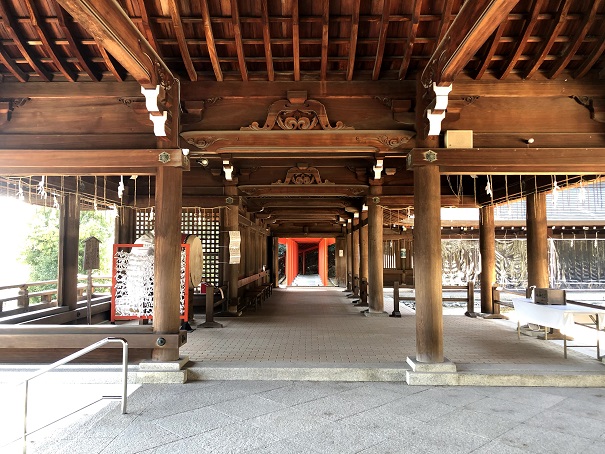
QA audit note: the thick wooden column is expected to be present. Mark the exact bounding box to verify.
[225,188,240,313]
[479,205,496,314]
[413,165,443,363]
[152,166,182,361]
[335,236,346,287]
[352,213,360,295]
[272,237,279,287]
[58,193,80,312]
[526,192,549,288]
[346,220,353,290]
[367,195,384,313]
[360,210,369,283]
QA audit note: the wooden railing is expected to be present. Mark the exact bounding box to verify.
[0,275,112,317]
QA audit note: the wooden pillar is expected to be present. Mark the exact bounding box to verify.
[346,220,353,290]
[225,188,240,313]
[360,210,369,283]
[479,205,496,314]
[318,239,328,286]
[413,165,443,363]
[352,213,360,295]
[152,166,182,361]
[272,237,279,287]
[527,191,549,288]
[115,205,136,244]
[368,195,384,312]
[335,236,346,287]
[58,193,80,311]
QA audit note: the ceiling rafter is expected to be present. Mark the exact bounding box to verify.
[523,0,571,78]
[346,0,361,81]
[201,0,223,81]
[547,0,602,79]
[437,0,454,43]
[260,1,274,81]
[0,43,28,81]
[53,1,99,81]
[292,0,300,81]
[135,0,161,53]
[474,20,507,80]
[372,0,391,81]
[0,0,51,81]
[576,20,605,79]
[25,0,76,81]
[398,0,423,80]
[167,0,197,81]
[499,0,544,79]
[230,0,248,81]
[95,38,125,81]
[320,1,329,80]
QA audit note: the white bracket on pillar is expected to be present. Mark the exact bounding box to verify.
[373,159,384,180]
[149,111,167,136]
[426,83,452,137]
[223,160,234,180]
[141,85,161,112]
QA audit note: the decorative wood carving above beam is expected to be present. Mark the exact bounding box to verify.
[241,91,353,131]
[571,96,605,123]
[0,98,29,126]
[273,163,334,185]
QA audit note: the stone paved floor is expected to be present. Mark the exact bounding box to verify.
[183,287,605,374]
[7,380,605,453]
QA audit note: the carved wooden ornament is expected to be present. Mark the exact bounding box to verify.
[273,163,334,185]
[242,91,353,131]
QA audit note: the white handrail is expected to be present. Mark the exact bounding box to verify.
[19,337,129,454]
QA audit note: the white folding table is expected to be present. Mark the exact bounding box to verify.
[512,297,605,359]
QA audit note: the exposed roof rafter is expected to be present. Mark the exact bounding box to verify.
[474,21,507,80]
[230,0,248,81]
[346,0,361,81]
[168,0,197,81]
[292,0,300,81]
[372,0,391,81]
[320,1,330,80]
[399,0,423,80]
[260,1,274,81]
[200,0,223,81]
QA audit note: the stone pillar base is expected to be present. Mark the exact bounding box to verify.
[405,356,458,386]
[137,356,189,383]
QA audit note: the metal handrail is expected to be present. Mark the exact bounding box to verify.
[19,337,128,454]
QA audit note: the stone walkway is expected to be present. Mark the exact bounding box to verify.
[8,380,605,453]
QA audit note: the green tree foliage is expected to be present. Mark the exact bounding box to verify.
[20,207,114,285]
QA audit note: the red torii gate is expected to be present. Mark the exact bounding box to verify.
[279,238,335,286]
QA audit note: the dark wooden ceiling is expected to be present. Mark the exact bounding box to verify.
[1,0,604,83]
[1,1,605,235]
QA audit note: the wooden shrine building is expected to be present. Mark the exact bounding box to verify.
[1,0,605,369]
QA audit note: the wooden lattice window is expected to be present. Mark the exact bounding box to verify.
[135,207,221,286]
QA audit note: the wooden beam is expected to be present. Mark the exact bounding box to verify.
[575,20,605,79]
[25,0,77,81]
[0,81,141,98]
[135,0,161,53]
[55,0,173,87]
[407,147,605,174]
[320,1,330,80]
[200,0,223,81]
[168,0,197,81]
[0,0,51,81]
[53,1,100,81]
[421,0,519,87]
[372,0,391,81]
[230,0,248,81]
[95,38,125,81]
[474,21,506,80]
[547,0,601,79]
[346,0,361,81]
[260,1,274,81]
[437,0,454,43]
[398,0,422,80]
[0,149,184,175]
[499,0,544,80]
[292,0,300,81]
[0,44,28,82]
[523,0,571,79]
